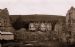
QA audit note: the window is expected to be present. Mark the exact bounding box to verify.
[29,23,36,30]
[0,22,1,26]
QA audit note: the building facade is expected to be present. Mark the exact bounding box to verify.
[0,7,75,42]
[0,7,70,32]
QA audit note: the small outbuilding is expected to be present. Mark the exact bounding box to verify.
[0,31,14,40]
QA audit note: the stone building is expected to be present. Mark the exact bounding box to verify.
[0,8,66,32]
[0,7,75,42]
[66,7,75,43]
[10,15,65,32]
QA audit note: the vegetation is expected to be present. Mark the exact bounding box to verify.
[12,16,29,30]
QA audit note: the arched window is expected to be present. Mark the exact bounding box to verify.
[29,23,36,31]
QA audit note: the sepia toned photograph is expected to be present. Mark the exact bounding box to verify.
[0,0,75,47]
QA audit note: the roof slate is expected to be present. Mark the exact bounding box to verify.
[10,14,66,23]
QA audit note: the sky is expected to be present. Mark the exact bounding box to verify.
[0,0,75,16]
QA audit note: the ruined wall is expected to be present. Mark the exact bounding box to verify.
[66,7,75,43]
[0,8,12,32]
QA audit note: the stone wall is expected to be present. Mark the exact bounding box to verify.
[66,7,75,43]
[0,8,12,32]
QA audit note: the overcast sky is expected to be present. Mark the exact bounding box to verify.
[0,0,75,16]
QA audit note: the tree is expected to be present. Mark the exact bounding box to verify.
[12,16,30,30]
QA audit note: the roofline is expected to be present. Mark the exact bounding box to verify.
[10,14,65,17]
